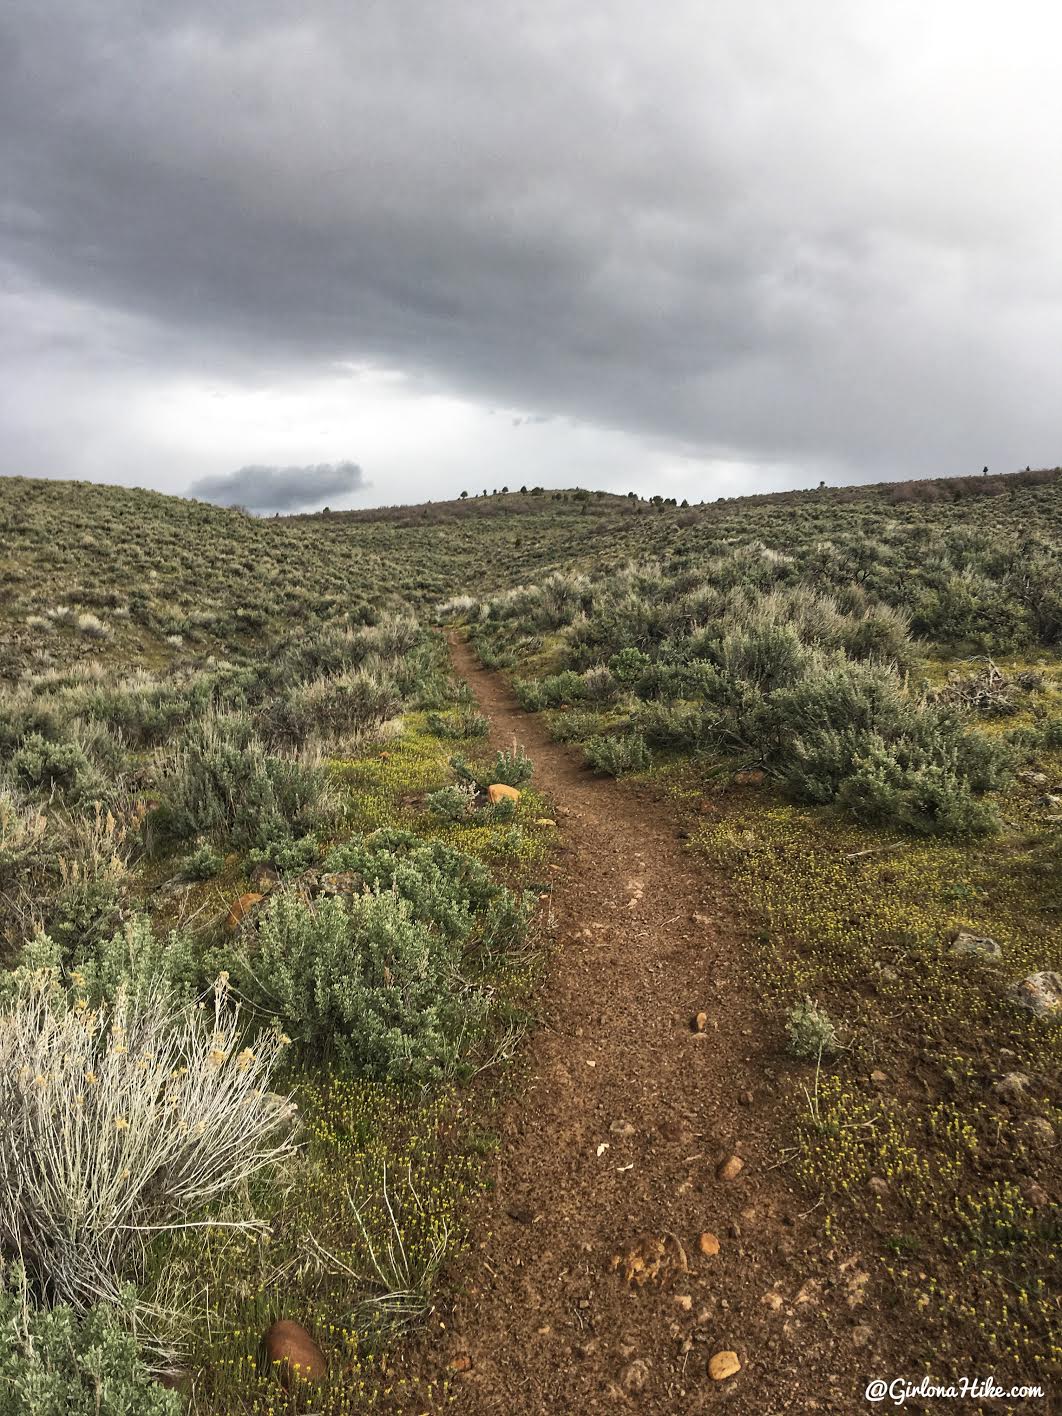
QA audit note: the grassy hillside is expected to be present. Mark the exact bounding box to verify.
[5,467,1062,680]
[0,466,1060,1404]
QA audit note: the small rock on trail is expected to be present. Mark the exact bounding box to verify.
[708,1350,742,1381]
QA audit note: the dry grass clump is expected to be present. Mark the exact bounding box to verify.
[0,972,296,1317]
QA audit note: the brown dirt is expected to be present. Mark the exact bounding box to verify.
[431,634,894,1414]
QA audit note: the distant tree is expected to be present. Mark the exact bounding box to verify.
[627,491,638,500]
[459,490,468,499]
[519,485,528,494]
[531,486,543,496]
[681,498,689,508]
[501,485,509,494]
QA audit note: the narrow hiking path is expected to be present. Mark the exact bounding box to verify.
[434,634,882,1414]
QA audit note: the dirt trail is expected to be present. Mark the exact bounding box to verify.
[437,634,881,1414]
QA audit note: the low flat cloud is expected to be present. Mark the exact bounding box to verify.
[188,461,366,512]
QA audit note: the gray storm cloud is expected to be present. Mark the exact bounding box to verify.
[188,461,366,512]
[1,0,1061,498]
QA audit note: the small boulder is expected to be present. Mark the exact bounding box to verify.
[225,892,263,934]
[1018,770,1048,787]
[993,1071,1032,1105]
[488,783,521,804]
[698,1231,721,1256]
[1021,1117,1057,1152]
[249,862,280,893]
[1009,971,1062,1018]
[708,1350,741,1381]
[317,870,361,896]
[263,1320,326,1386]
[949,931,1002,961]
[733,769,766,786]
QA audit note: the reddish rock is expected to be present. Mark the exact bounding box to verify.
[732,768,766,786]
[264,1320,327,1386]
[226,892,264,934]
[488,783,521,804]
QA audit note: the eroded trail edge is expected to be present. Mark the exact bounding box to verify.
[432,634,875,1414]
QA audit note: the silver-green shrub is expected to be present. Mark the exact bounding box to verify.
[0,972,296,1313]
[247,890,485,1082]
[0,1265,180,1416]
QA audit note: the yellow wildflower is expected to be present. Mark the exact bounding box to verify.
[114,1116,129,1131]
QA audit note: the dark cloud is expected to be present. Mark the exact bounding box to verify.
[188,461,366,512]
[1,2,1060,496]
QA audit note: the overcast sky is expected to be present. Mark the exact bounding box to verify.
[2,2,1060,512]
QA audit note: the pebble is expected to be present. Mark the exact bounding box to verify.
[716,1154,744,1182]
[708,1350,741,1381]
[698,1231,721,1256]
[620,1359,650,1392]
